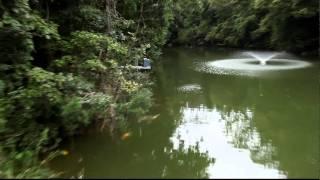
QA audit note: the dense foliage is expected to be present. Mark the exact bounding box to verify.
[169,0,319,55]
[0,0,172,178]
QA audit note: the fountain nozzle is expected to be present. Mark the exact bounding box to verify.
[260,60,267,65]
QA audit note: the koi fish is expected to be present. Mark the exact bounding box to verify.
[121,132,131,140]
[61,150,69,156]
[138,114,160,123]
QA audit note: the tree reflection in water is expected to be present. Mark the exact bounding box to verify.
[170,103,286,178]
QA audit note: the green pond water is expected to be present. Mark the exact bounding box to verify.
[51,47,320,178]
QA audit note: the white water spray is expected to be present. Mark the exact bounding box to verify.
[245,52,282,65]
[195,51,311,77]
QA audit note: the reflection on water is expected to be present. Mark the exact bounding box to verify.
[51,47,319,178]
[170,103,285,178]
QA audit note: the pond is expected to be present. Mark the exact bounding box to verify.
[51,47,320,178]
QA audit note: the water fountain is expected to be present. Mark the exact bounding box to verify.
[245,51,282,65]
[195,51,311,76]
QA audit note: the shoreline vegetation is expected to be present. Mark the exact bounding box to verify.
[0,0,318,178]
